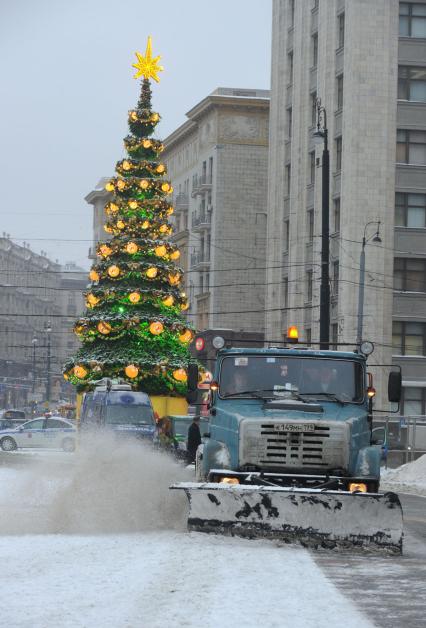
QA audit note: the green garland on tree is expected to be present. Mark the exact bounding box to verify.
[64,39,195,395]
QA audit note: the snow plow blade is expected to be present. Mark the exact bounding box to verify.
[171,483,403,554]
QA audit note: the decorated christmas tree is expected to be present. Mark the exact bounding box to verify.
[64,38,194,396]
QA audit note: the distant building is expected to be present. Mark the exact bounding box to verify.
[163,87,270,332]
[0,236,86,409]
[85,178,111,259]
[266,0,426,408]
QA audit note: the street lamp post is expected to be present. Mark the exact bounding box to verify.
[31,337,38,394]
[356,221,382,345]
[45,322,52,404]
[313,98,330,350]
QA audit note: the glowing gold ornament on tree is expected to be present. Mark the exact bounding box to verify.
[129,292,141,304]
[141,220,150,230]
[154,245,167,258]
[128,200,138,209]
[162,295,174,307]
[167,206,174,216]
[132,36,164,83]
[89,270,100,282]
[146,267,158,278]
[161,182,171,192]
[151,113,160,122]
[179,329,192,344]
[159,224,168,234]
[156,164,165,174]
[140,179,149,189]
[173,368,187,382]
[129,111,138,121]
[143,139,152,148]
[108,265,120,278]
[104,224,113,234]
[74,365,88,379]
[168,272,180,286]
[116,220,125,230]
[116,179,126,191]
[122,160,131,171]
[149,321,164,335]
[170,250,180,261]
[99,244,112,257]
[180,301,189,311]
[98,321,112,335]
[126,242,138,254]
[87,293,99,306]
[125,364,139,379]
[105,181,114,192]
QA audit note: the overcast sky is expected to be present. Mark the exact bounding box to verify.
[0,0,272,269]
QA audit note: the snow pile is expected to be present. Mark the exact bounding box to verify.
[0,434,192,534]
[381,453,426,496]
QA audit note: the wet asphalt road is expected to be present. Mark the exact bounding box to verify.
[314,493,426,628]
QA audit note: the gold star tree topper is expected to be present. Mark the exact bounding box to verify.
[132,36,164,83]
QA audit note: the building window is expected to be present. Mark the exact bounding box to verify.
[394,258,426,292]
[285,163,291,196]
[307,209,314,243]
[306,270,313,303]
[208,156,213,183]
[335,137,342,171]
[284,220,290,252]
[311,91,317,126]
[289,0,295,27]
[333,198,341,232]
[332,261,339,297]
[397,130,426,164]
[393,321,426,355]
[288,51,294,85]
[399,3,426,38]
[338,12,345,48]
[401,387,426,415]
[312,33,318,68]
[331,323,338,350]
[395,192,426,228]
[336,74,344,109]
[287,107,292,139]
[283,276,289,307]
[398,66,426,102]
[309,151,316,184]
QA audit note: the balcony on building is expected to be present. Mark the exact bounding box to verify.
[191,206,212,232]
[190,250,211,270]
[174,192,189,211]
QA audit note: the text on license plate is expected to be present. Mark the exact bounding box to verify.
[274,423,315,432]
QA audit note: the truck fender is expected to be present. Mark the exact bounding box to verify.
[354,445,381,479]
[202,439,231,478]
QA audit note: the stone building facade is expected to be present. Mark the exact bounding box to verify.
[163,87,270,332]
[267,0,426,409]
[0,237,86,408]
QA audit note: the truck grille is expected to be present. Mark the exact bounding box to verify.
[240,421,349,470]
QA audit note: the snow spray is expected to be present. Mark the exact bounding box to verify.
[0,435,192,534]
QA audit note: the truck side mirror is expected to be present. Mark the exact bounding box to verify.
[388,371,402,403]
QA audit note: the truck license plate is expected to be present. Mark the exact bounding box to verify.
[274,423,315,432]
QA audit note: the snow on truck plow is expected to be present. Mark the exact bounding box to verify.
[171,482,403,554]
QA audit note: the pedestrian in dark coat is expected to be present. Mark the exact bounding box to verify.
[187,416,202,464]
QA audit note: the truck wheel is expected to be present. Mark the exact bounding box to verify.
[1,437,17,452]
[195,448,206,482]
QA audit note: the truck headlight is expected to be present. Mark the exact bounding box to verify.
[349,482,367,493]
[219,477,240,485]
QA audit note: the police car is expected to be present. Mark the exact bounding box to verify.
[0,416,76,452]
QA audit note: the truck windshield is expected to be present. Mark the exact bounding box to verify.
[219,356,364,402]
[104,405,154,425]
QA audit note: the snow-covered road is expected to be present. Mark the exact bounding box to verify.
[0,440,375,628]
[0,533,373,628]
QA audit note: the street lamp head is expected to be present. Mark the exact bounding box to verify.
[313,129,325,145]
[32,337,38,345]
[372,233,382,243]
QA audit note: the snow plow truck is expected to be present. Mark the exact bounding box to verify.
[171,332,404,553]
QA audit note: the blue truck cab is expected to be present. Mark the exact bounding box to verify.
[197,347,401,492]
[80,382,156,441]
